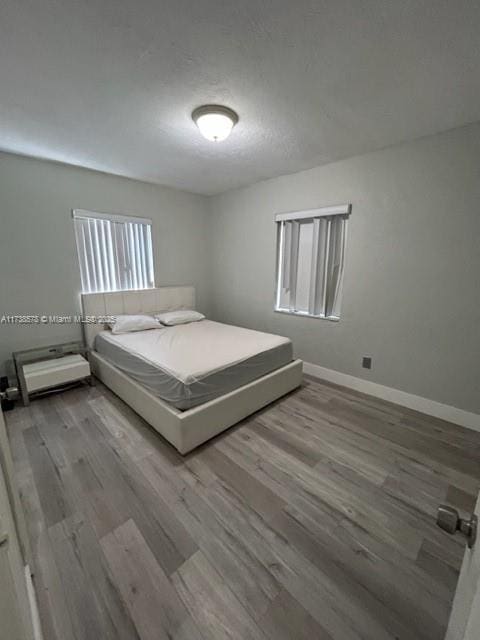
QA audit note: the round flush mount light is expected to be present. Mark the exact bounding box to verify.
[192,105,239,142]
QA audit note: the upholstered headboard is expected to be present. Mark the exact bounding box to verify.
[81,285,195,349]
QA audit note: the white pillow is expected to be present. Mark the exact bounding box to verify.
[155,309,205,326]
[110,314,160,334]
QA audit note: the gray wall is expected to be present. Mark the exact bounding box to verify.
[208,123,480,414]
[0,152,210,378]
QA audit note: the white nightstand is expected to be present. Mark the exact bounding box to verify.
[13,342,93,406]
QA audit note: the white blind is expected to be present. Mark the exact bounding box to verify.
[276,205,350,319]
[73,210,155,294]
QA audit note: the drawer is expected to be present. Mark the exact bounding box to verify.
[23,355,90,392]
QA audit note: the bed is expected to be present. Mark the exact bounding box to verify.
[82,286,303,454]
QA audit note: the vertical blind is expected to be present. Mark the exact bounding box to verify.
[276,205,350,319]
[73,210,155,294]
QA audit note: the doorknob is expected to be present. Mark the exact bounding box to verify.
[437,505,477,549]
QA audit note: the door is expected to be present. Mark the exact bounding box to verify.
[442,493,480,640]
[0,408,35,640]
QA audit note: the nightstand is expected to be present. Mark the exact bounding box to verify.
[13,341,93,406]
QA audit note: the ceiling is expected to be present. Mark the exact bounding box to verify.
[1,1,480,195]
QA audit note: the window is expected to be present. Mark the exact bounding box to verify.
[73,209,155,294]
[275,204,351,320]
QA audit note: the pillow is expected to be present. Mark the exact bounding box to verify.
[155,309,205,326]
[110,314,160,334]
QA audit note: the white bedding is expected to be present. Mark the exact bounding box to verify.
[94,320,293,409]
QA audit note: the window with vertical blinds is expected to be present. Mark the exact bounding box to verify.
[275,204,351,320]
[73,210,155,294]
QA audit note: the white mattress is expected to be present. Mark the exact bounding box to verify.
[94,320,293,410]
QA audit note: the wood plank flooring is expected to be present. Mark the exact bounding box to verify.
[6,376,480,640]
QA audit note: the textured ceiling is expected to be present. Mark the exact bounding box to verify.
[1,0,480,195]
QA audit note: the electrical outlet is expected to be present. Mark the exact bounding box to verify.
[362,356,372,369]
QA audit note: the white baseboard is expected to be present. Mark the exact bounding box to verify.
[303,362,480,433]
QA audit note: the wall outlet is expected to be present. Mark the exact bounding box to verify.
[362,356,372,369]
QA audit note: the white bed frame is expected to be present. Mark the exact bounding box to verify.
[82,286,303,454]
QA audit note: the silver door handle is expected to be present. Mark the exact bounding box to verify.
[0,531,8,547]
[437,505,477,549]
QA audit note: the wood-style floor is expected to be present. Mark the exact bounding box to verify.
[6,376,480,640]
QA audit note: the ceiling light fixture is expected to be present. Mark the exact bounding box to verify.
[192,105,239,142]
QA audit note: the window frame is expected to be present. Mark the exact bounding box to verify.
[72,209,156,294]
[274,204,351,322]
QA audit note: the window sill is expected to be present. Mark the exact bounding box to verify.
[81,284,155,295]
[274,308,340,322]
